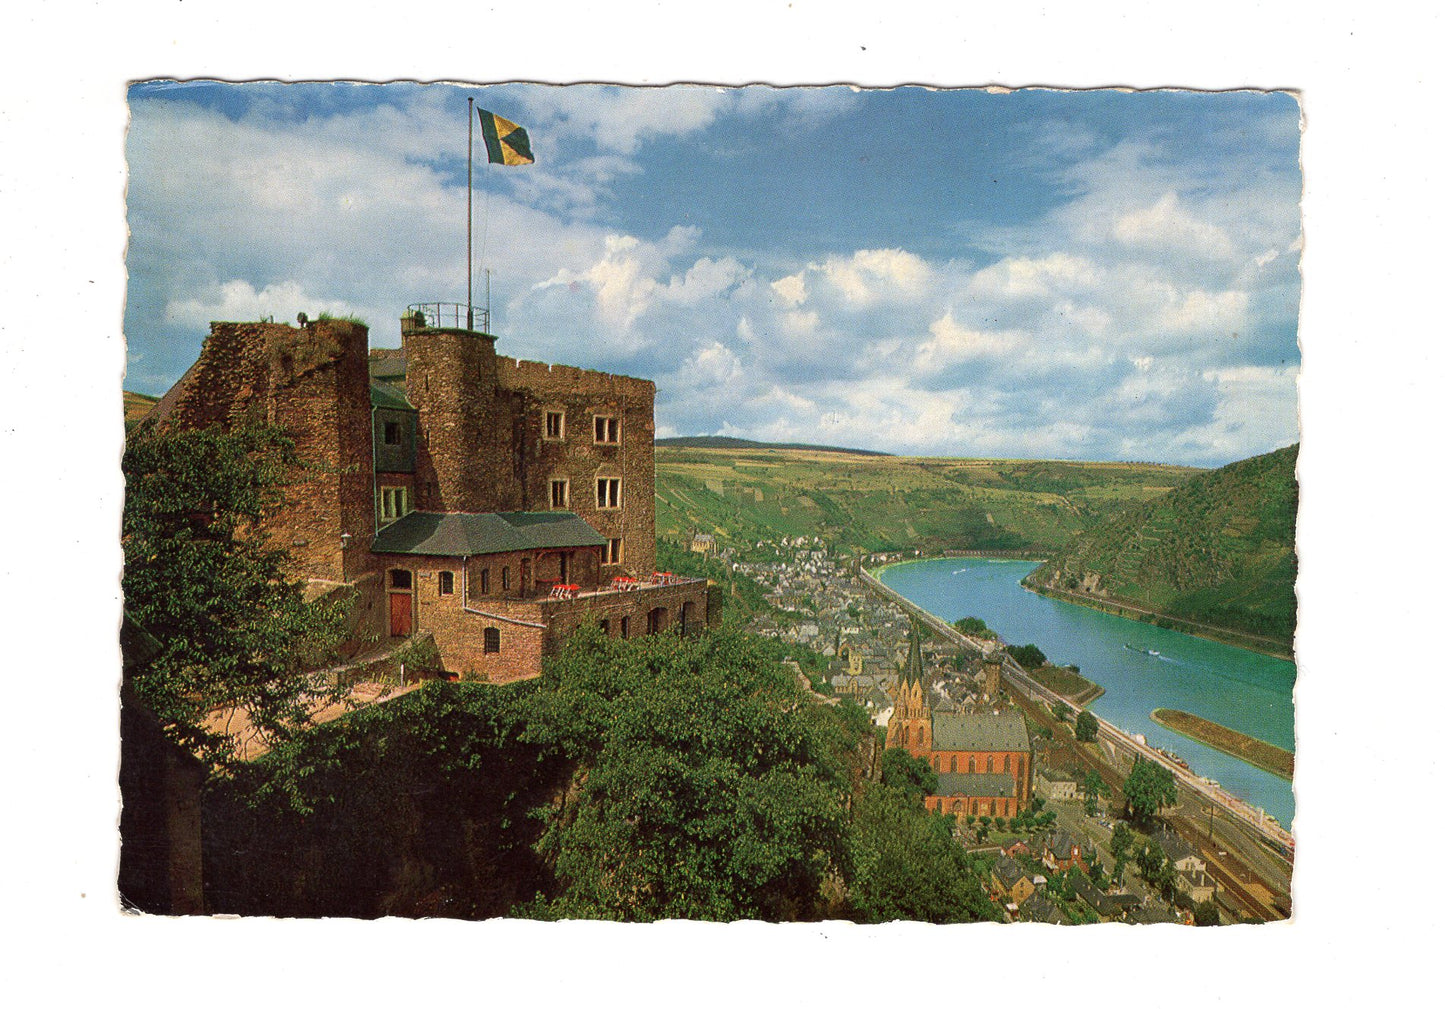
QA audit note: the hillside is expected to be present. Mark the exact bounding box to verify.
[654,445,1198,558]
[1026,444,1298,649]
[657,435,891,456]
[124,390,160,427]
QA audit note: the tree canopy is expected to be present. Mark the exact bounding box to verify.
[880,747,938,799]
[122,423,349,767]
[1122,758,1178,824]
[1074,710,1099,742]
[521,626,853,921]
[1007,643,1048,669]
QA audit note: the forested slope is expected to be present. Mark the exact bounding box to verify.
[1027,444,1299,648]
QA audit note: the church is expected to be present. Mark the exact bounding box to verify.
[886,628,1033,820]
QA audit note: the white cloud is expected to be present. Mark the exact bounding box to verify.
[1113,190,1237,260]
[163,280,356,328]
[818,248,932,306]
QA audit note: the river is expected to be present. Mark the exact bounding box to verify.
[877,557,1296,828]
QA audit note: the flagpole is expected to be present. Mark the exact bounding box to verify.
[467,97,474,331]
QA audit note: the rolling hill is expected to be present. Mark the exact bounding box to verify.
[654,444,1199,558]
[1025,443,1299,650]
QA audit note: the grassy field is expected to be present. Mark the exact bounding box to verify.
[1030,664,1104,704]
[655,445,1198,558]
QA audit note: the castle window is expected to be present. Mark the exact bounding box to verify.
[483,627,500,653]
[620,615,630,639]
[550,479,569,509]
[438,571,454,596]
[968,757,976,773]
[606,537,623,565]
[596,477,621,509]
[383,421,401,445]
[545,411,565,440]
[389,569,412,590]
[378,486,411,526]
[479,568,490,594]
[987,756,995,773]
[1003,755,1010,773]
[502,567,510,592]
[594,415,619,444]
[950,756,957,773]
[902,725,910,745]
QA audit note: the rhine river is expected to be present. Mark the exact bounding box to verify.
[878,558,1296,828]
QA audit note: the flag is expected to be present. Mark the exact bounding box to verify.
[477,108,534,166]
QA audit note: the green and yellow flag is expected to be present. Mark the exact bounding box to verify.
[477,109,534,166]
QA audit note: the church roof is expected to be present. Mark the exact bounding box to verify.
[934,772,1017,797]
[931,711,1030,752]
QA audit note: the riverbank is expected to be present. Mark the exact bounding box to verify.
[1151,708,1294,781]
[876,555,1293,660]
[1021,575,1294,661]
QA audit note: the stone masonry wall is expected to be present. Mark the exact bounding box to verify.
[497,356,657,578]
[148,319,374,585]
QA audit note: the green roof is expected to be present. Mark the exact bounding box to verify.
[369,383,415,411]
[932,712,1030,752]
[371,511,607,557]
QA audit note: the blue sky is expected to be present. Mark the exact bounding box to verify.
[125,81,1301,466]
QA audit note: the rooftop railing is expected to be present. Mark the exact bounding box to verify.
[401,302,490,335]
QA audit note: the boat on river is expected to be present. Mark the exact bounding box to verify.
[1124,643,1161,657]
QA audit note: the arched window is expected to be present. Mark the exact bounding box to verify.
[968,756,976,773]
[950,756,957,773]
[971,801,978,816]
[952,800,963,813]
[483,626,500,653]
[990,800,997,816]
[902,725,910,745]
[987,756,995,773]
[1003,755,1011,773]
[501,566,510,591]
[934,756,942,771]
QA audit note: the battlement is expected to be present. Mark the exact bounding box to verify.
[496,355,655,400]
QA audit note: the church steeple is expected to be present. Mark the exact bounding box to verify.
[901,619,927,689]
[886,619,933,757]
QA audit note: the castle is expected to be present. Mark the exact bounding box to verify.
[144,302,709,681]
[886,629,1033,820]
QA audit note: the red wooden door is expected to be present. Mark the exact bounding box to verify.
[389,592,412,636]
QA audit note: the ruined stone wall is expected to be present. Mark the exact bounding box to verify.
[149,319,375,585]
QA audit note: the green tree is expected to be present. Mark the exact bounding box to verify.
[122,424,350,767]
[1135,840,1178,900]
[1195,899,1222,926]
[1052,701,1072,722]
[952,616,996,639]
[1109,823,1135,884]
[1008,643,1048,669]
[880,747,938,799]
[1122,759,1178,825]
[1081,769,1110,816]
[1074,710,1099,743]
[522,626,851,921]
[848,785,1002,924]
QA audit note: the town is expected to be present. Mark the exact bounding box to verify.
[700,532,1291,924]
